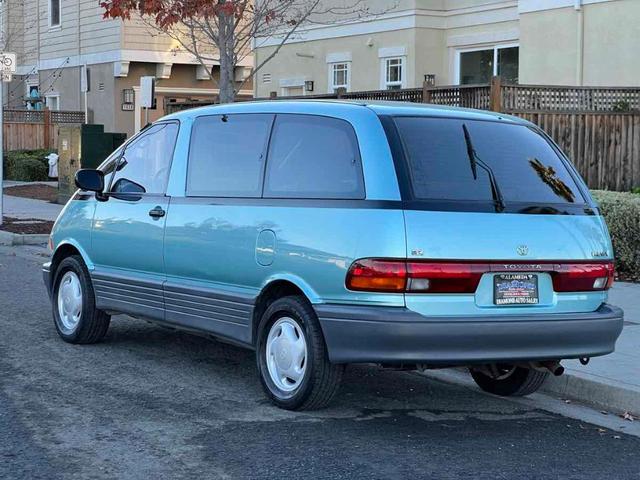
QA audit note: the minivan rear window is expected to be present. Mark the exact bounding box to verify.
[393,117,586,208]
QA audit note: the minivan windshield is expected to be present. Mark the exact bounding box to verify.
[393,117,586,209]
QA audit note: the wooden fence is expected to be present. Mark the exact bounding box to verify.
[516,112,640,192]
[3,109,85,151]
[501,84,640,112]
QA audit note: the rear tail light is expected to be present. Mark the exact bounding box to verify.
[346,259,483,294]
[346,259,615,294]
[345,259,406,292]
[406,262,485,293]
[552,262,615,292]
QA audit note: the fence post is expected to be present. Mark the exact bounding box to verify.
[490,76,502,112]
[43,108,51,149]
[422,80,432,104]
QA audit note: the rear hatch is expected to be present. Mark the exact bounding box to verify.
[388,114,613,317]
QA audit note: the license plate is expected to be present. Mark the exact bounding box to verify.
[494,273,539,305]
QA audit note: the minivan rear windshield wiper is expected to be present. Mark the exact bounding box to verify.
[462,124,506,212]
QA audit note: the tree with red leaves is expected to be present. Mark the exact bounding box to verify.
[101,0,378,103]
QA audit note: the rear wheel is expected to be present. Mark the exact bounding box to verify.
[469,364,548,397]
[52,255,111,344]
[256,296,343,410]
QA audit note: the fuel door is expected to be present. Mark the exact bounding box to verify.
[256,229,276,266]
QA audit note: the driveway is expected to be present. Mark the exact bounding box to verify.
[1,245,639,480]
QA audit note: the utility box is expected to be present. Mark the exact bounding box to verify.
[57,126,82,204]
[57,124,127,204]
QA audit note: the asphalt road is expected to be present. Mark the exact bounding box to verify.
[1,245,639,480]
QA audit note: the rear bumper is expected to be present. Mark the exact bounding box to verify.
[315,303,624,364]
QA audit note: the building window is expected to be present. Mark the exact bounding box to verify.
[458,45,519,85]
[282,86,304,97]
[384,58,404,90]
[45,94,60,111]
[329,62,350,93]
[49,0,61,28]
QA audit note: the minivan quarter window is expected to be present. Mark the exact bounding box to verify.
[264,114,365,199]
[187,114,274,197]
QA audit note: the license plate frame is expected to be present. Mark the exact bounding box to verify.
[493,273,539,305]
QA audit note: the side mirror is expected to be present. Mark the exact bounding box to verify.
[75,169,104,193]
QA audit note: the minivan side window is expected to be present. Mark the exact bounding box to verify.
[264,115,365,199]
[108,122,179,195]
[187,114,273,197]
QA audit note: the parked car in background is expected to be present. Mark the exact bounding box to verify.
[43,100,623,410]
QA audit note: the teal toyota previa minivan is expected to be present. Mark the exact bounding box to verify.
[44,100,624,410]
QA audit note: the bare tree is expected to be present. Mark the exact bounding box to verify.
[102,0,391,103]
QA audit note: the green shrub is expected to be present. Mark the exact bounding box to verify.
[592,190,640,282]
[10,157,49,181]
[3,149,55,181]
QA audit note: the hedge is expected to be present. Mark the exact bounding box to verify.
[592,190,640,282]
[3,149,55,182]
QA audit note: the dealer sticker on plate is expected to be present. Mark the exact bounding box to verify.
[494,273,539,305]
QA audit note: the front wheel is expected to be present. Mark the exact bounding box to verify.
[52,255,111,344]
[256,296,343,410]
[469,365,548,397]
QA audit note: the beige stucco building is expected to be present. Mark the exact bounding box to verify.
[254,0,640,98]
[6,0,253,136]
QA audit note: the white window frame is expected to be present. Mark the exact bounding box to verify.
[45,93,60,111]
[455,43,519,85]
[328,62,350,93]
[26,79,39,98]
[279,77,306,97]
[48,0,61,29]
[381,57,405,90]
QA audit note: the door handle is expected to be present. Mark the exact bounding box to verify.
[149,206,166,219]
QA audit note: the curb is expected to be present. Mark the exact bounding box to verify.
[542,371,640,416]
[421,367,639,417]
[0,231,49,246]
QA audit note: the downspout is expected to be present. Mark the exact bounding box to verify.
[575,0,584,86]
[37,0,41,89]
[78,0,83,112]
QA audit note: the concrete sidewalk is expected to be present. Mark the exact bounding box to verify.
[2,181,63,222]
[3,180,58,188]
[541,282,640,415]
[2,194,63,221]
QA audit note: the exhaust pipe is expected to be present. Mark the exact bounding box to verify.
[540,361,564,376]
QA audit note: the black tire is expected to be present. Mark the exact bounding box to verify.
[469,365,549,397]
[256,295,343,410]
[51,255,111,344]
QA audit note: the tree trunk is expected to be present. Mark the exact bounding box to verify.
[217,10,236,104]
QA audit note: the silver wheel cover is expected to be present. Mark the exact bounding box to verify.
[57,271,83,334]
[265,317,307,392]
